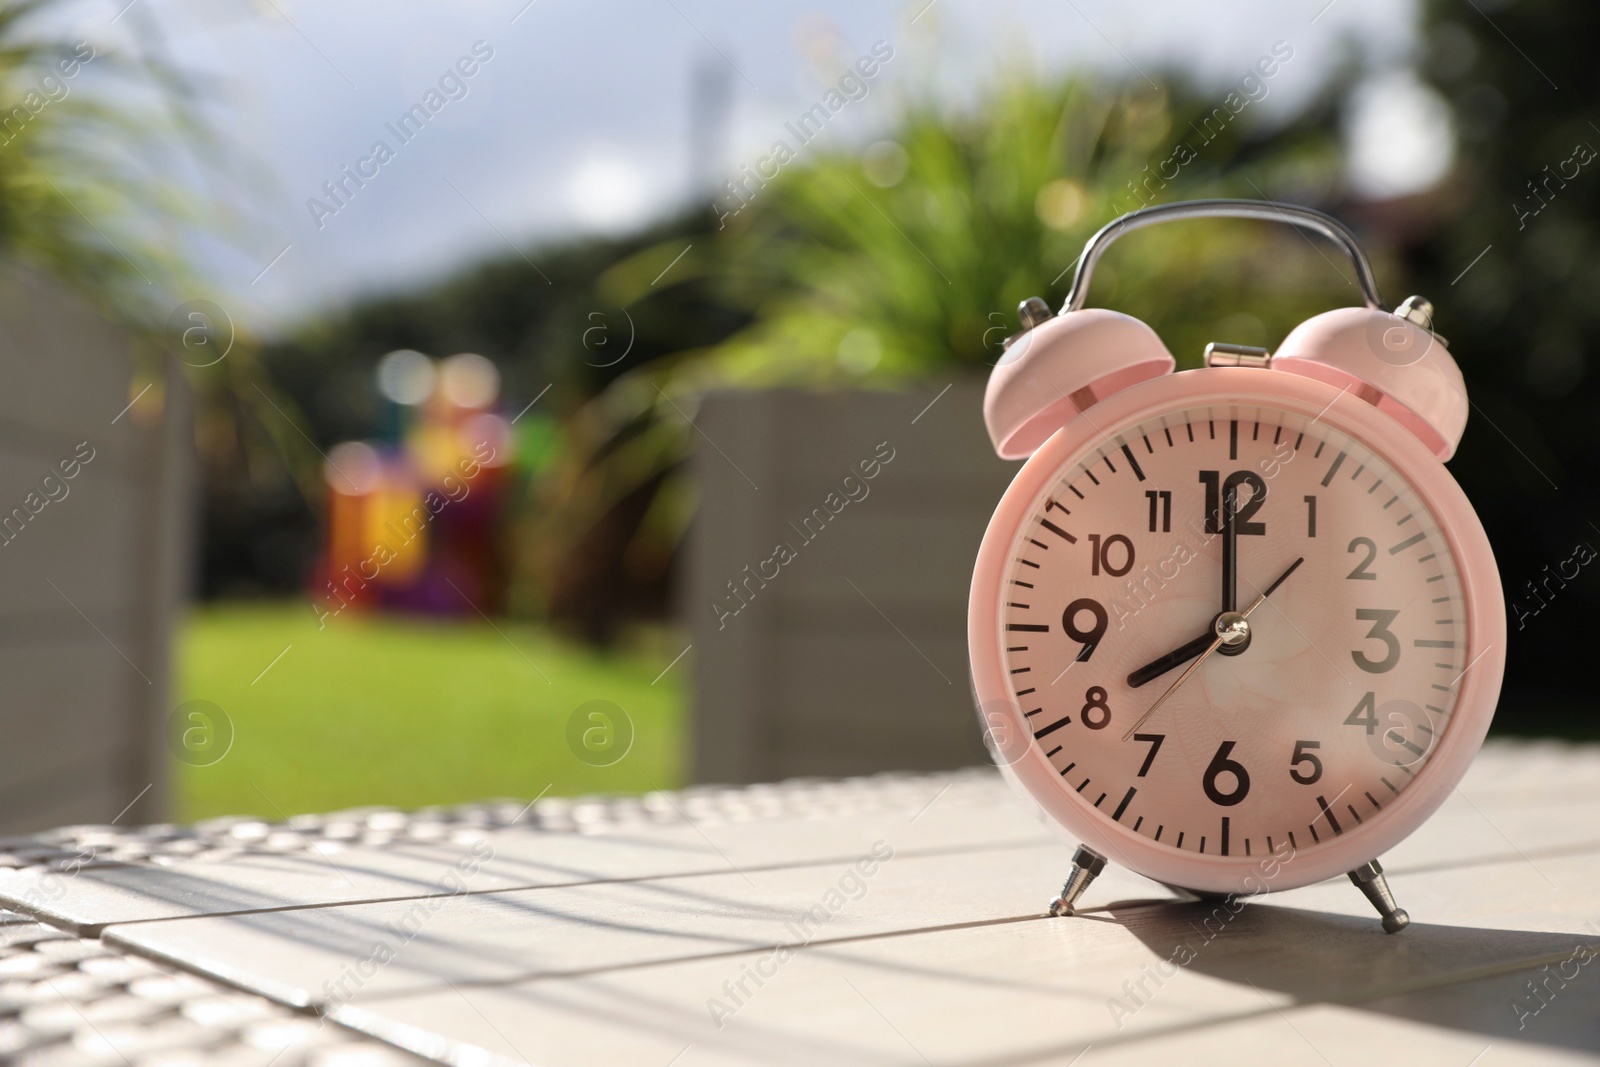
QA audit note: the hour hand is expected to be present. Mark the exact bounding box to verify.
[1126,628,1216,689]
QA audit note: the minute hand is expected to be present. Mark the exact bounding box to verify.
[1221,480,1239,613]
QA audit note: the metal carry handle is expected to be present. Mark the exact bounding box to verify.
[1060,198,1386,314]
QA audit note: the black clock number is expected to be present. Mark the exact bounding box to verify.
[1087,534,1135,577]
[1345,691,1378,734]
[1062,598,1108,662]
[1145,490,1172,533]
[1288,740,1323,784]
[1200,470,1267,535]
[1303,495,1317,537]
[1346,537,1378,580]
[1352,609,1401,673]
[1202,740,1251,806]
[1080,686,1111,729]
[1199,471,1221,532]
[1133,733,1165,777]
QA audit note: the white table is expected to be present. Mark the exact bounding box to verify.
[2,740,1597,1065]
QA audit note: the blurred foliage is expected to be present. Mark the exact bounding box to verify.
[621,83,1351,385]
[0,2,306,568]
[548,69,1381,638]
[1405,0,1600,727]
[0,3,212,316]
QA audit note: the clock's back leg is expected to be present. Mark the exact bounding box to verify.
[1048,845,1107,916]
[1349,859,1410,933]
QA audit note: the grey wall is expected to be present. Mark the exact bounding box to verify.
[0,265,193,833]
[686,380,1019,783]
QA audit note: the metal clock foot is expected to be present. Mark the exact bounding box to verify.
[1048,845,1107,916]
[1348,859,1410,933]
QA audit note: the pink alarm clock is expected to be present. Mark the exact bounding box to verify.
[967,200,1505,932]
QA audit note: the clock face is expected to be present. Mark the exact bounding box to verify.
[994,397,1472,865]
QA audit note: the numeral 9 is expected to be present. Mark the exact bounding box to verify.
[1062,598,1107,662]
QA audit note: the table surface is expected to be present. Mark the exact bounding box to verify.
[1,739,1598,1066]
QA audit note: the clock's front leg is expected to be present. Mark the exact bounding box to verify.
[1047,845,1108,916]
[1348,859,1411,933]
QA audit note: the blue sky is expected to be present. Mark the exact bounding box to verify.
[98,0,1420,335]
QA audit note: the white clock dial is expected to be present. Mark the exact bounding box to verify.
[999,402,1469,860]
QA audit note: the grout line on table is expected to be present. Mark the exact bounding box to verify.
[33,828,1600,942]
[341,912,1061,1004]
[69,835,1062,939]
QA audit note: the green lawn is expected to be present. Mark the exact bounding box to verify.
[175,602,685,822]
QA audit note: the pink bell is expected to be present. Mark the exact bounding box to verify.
[984,307,1174,460]
[1273,300,1468,461]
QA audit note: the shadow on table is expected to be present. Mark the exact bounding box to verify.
[1116,899,1600,1057]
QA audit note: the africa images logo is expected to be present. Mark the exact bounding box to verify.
[306,41,495,230]
[713,41,895,229]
